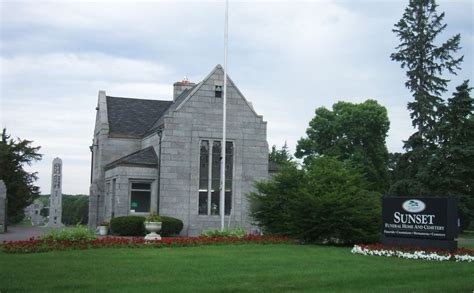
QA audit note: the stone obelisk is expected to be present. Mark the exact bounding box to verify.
[0,180,7,233]
[47,158,64,228]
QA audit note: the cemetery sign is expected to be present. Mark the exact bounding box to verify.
[382,197,458,251]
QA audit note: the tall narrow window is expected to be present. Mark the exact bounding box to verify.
[111,179,116,218]
[225,142,233,215]
[105,181,111,217]
[198,140,233,215]
[130,182,151,213]
[199,141,209,215]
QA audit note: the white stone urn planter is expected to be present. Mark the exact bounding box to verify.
[98,225,108,236]
[144,221,162,240]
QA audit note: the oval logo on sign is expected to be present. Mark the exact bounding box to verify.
[402,199,426,213]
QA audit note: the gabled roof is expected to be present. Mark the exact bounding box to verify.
[145,83,199,135]
[175,64,261,118]
[105,147,158,170]
[105,64,261,139]
[106,96,173,138]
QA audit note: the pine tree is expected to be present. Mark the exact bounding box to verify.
[391,0,463,146]
[389,0,463,196]
[426,81,474,229]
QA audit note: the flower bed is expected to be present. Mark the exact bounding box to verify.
[2,235,294,254]
[352,243,474,262]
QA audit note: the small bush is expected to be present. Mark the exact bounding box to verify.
[160,216,184,236]
[201,228,246,238]
[40,225,96,241]
[110,216,146,236]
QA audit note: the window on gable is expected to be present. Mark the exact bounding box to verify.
[130,182,151,213]
[198,140,233,215]
[215,85,222,98]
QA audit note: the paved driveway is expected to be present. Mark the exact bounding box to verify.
[0,225,50,242]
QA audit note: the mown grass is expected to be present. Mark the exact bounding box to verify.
[0,244,472,292]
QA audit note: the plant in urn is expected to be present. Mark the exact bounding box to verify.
[144,212,162,241]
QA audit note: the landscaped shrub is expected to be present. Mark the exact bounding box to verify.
[201,228,246,238]
[40,225,97,241]
[110,216,146,236]
[160,216,184,236]
[249,157,381,245]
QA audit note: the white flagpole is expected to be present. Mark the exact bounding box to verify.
[220,0,229,231]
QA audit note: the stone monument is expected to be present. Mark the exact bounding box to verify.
[0,180,7,233]
[46,158,64,228]
[24,199,45,226]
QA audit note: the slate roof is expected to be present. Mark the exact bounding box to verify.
[106,96,173,137]
[105,147,158,170]
[145,83,199,135]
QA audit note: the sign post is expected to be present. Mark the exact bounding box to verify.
[382,197,458,251]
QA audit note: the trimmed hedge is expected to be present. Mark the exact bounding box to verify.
[110,216,146,236]
[110,215,183,237]
[160,216,184,236]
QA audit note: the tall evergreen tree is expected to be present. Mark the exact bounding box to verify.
[389,0,463,197]
[426,81,474,229]
[0,129,42,223]
[391,0,463,147]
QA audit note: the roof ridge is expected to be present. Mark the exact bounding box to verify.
[106,95,172,103]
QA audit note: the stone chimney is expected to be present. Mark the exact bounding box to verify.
[173,78,195,102]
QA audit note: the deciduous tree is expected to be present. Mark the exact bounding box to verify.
[296,100,390,193]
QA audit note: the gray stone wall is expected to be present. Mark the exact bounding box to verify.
[104,166,158,221]
[89,91,142,227]
[159,67,268,235]
[89,67,269,235]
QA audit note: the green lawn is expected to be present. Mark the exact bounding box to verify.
[0,244,472,292]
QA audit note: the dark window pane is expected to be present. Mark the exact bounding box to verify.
[226,141,233,153]
[211,192,220,215]
[215,90,222,98]
[200,140,209,153]
[199,192,208,215]
[130,191,150,212]
[211,179,220,193]
[200,161,208,179]
[225,142,233,179]
[225,160,233,179]
[225,179,232,192]
[131,183,151,190]
[212,141,221,180]
[199,179,208,191]
[225,192,232,215]
[200,140,209,180]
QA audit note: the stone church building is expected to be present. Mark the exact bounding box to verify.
[88,65,269,235]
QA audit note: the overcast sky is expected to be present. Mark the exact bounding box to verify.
[1,0,472,195]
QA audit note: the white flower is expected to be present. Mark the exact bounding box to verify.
[351,245,461,262]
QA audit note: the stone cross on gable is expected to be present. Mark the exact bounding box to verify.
[46,158,64,228]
